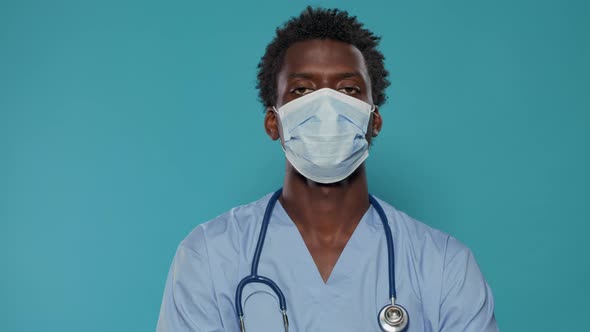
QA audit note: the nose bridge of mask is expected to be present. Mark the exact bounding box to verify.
[316,95,341,134]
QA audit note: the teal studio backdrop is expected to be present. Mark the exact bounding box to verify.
[1,0,588,331]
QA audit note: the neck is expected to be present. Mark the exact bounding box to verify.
[279,164,370,237]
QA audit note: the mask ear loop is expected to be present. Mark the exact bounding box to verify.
[272,106,292,142]
[269,106,279,139]
[368,105,378,136]
[272,106,290,164]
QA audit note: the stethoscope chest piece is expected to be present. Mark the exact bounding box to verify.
[378,300,408,332]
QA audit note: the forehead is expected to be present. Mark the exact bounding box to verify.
[279,39,368,77]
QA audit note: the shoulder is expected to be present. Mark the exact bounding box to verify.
[373,196,463,256]
[373,197,477,289]
[180,192,274,258]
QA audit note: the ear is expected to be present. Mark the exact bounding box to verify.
[264,106,281,140]
[371,106,383,137]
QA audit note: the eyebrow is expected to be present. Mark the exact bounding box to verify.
[339,72,361,78]
[288,72,315,79]
[287,71,362,79]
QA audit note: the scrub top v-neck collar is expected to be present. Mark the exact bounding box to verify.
[268,199,377,289]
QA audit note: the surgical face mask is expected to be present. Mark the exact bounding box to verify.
[273,88,375,184]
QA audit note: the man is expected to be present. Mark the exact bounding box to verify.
[157,7,498,332]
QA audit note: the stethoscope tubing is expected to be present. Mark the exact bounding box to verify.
[235,189,286,318]
[251,189,282,276]
[368,194,397,300]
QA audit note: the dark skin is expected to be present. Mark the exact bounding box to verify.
[264,39,383,283]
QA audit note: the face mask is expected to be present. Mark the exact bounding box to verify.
[273,88,375,184]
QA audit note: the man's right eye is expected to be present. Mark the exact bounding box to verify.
[291,87,314,96]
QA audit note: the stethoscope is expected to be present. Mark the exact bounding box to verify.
[234,188,409,332]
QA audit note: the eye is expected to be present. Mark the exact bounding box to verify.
[338,86,361,95]
[290,87,314,96]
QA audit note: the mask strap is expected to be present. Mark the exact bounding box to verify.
[371,105,381,137]
[272,106,289,141]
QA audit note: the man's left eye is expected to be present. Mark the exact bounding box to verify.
[338,87,360,95]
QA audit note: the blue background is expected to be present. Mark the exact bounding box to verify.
[1,0,588,331]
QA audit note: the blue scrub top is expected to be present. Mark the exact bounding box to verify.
[157,193,499,331]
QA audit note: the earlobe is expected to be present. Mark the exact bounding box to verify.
[264,107,280,141]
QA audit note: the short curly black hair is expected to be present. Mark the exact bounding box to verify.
[256,6,390,108]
